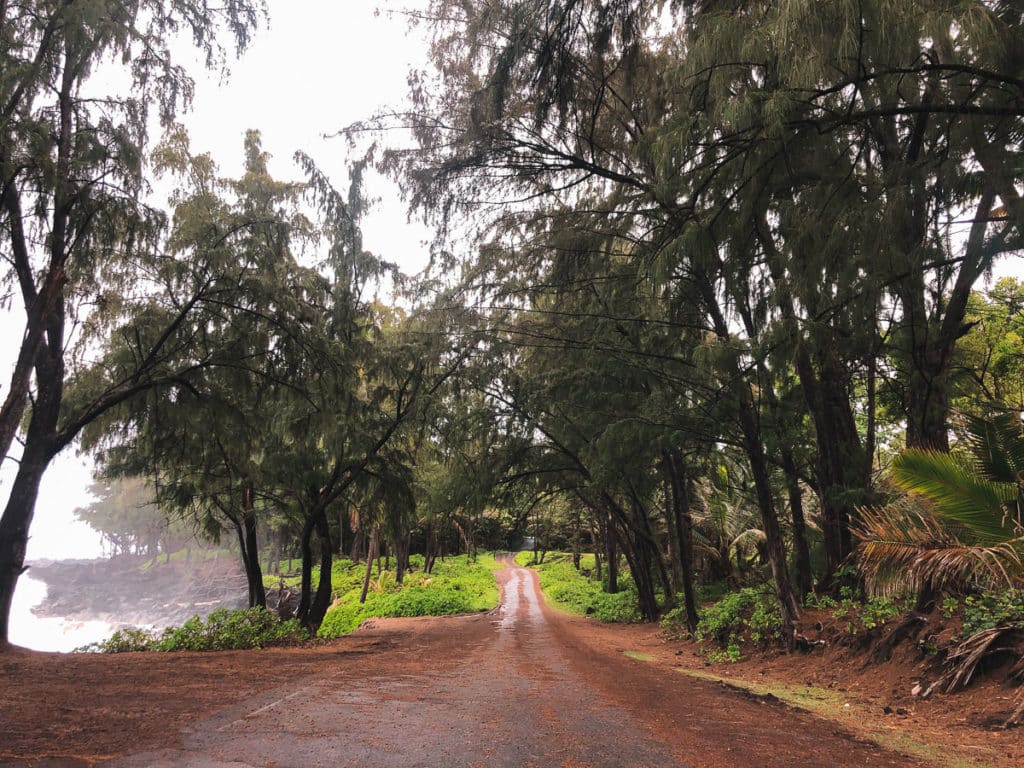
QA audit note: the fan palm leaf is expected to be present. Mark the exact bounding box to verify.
[964,413,1024,486]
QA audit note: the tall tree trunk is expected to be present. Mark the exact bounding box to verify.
[0,435,52,643]
[589,522,602,581]
[349,527,364,563]
[664,451,699,632]
[241,483,267,608]
[893,110,997,451]
[359,526,378,604]
[571,506,582,570]
[337,507,346,557]
[295,510,317,624]
[307,508,333,631]
[395,532,410,584]
[698,271,799,648]
[780,451,813,600]
[230,482,267,609]
[424,522,437,574]
[633,491,673,607]
[0,307,63,644]
[602,513,618,594]
[661,465,684,592]
[755,219,866,585]
[808,352,865,580]
[615,515,659,622]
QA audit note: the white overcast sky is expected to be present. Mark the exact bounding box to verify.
[21,1,437,560]
[182,0,435,275]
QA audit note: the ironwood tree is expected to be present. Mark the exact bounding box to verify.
[0,0,264,644]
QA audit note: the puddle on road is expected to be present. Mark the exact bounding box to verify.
[520,569,543,624]
[497,570,521,630]
[497,567,544,630]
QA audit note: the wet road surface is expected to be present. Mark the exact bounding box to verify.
[97,561,921,768]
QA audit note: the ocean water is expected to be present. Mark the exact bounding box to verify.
[9,574,114,652]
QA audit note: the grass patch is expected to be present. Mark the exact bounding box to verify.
[624,651,655,662]
[679,669,996,768]
[317,554,500,639]
[515,551,638,622]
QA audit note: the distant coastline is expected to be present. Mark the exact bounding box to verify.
[12,555,248,651]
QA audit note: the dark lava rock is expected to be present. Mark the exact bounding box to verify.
[25,555,248,630]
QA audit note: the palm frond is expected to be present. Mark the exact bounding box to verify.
[853,500,1024,596]
[940,627,1007,692]
[963,412,1024,484]
[891,450,1017,546]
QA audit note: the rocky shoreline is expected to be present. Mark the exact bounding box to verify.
[26,555,249,630]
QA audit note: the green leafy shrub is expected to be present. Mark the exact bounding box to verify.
[853,596,902,630]
[155,607,308,651]
[83,628,154,653]
[83,608,308,653]
[659,605,690,640]
[518,552,639,623]
[317,554,500,639]
[960,590,1024,639]
[941,596,960,619]
[686,584,781,660]
[803,593,903,635]
[706,643,742,663]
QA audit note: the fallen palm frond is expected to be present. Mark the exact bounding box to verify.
[940,627,1007,692]
[936,626,1024,727]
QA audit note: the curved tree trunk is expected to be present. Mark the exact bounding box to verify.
[0,435,52,643]
[0,309,63,644]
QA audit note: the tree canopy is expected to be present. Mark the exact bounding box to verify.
[3,0,1024,652]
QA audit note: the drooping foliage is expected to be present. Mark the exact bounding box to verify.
[350,0,1024,641]
[0,0,266,643]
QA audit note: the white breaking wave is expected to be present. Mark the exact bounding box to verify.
[9,574,114,652]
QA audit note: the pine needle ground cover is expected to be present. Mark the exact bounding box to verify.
[514,551,639,622]
[317,554,500,638]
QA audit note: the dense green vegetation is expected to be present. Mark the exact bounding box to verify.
[318,555,499,638]
[2,0,1023,727]
[87,554,499,651]
[514,552,638,623]
[86,609,308,653]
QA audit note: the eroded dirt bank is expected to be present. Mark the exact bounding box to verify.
[0,561,1008,767]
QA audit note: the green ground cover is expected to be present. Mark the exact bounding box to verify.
[317,554,500,638]
[514,551,638,622]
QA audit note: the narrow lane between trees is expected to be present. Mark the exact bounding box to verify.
[98,558,920,768]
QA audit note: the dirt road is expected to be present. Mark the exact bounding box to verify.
[2,559,924,767]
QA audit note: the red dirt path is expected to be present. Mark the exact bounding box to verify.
[0,560,1002,767]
